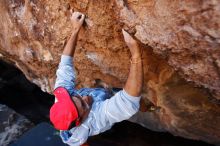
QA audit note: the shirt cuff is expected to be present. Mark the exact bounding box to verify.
[122,89,141,102]
[60,55,73,65]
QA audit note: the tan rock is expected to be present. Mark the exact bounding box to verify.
[0,0,219,145]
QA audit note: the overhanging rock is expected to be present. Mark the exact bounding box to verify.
[0,0,219,145]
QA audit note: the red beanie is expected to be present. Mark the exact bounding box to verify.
[50,87,79,130]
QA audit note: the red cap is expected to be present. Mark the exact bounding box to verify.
[50,87,79,130]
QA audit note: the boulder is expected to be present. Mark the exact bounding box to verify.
[0,104,33,146]
[0,0,219,145]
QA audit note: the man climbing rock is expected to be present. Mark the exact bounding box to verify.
[50,12,143,146]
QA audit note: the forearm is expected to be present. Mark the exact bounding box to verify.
[62,31,79,57]
[55,30,79,92]
[124,58,143,97]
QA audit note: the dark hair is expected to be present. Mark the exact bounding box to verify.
[68,120,76,130]
[68,96,81,130]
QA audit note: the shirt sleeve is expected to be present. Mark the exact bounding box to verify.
[60,125,89,146]
[54,55,76,95]
[104,89,141,124]
[89,89,141,135]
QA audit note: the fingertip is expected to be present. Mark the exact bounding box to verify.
[122,29,128,37]
[122,29,125,34]
[79,15,85,23]
[78,15,82,20]
[81,14,85,20]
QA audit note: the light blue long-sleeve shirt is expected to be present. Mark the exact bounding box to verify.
[54,55,141,146]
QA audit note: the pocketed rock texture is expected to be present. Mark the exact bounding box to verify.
[0,0,219,145]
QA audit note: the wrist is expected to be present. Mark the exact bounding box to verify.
[70,30,79,39]
[131,53,142,59]
[130,57,142,64]
[72,28,80,34]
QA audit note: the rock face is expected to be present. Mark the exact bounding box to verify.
[0,0,219,145]
[0,104,33,146]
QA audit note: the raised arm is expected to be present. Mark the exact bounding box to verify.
[88,30,144,132]
[122,29,143,97]
[63,12,85,57]
[54,12,85,94]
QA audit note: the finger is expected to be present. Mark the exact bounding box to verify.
[122,29,127,37]
[78,14,85,22]
[72,12,81,20]
[122,29,130,41]
[77,13,84,20]
[77,14,82,20]
[74,12,80,16]
[81,14,85,21]
[71,13,78,20]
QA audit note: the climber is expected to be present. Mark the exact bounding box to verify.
[50,12,143,146]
